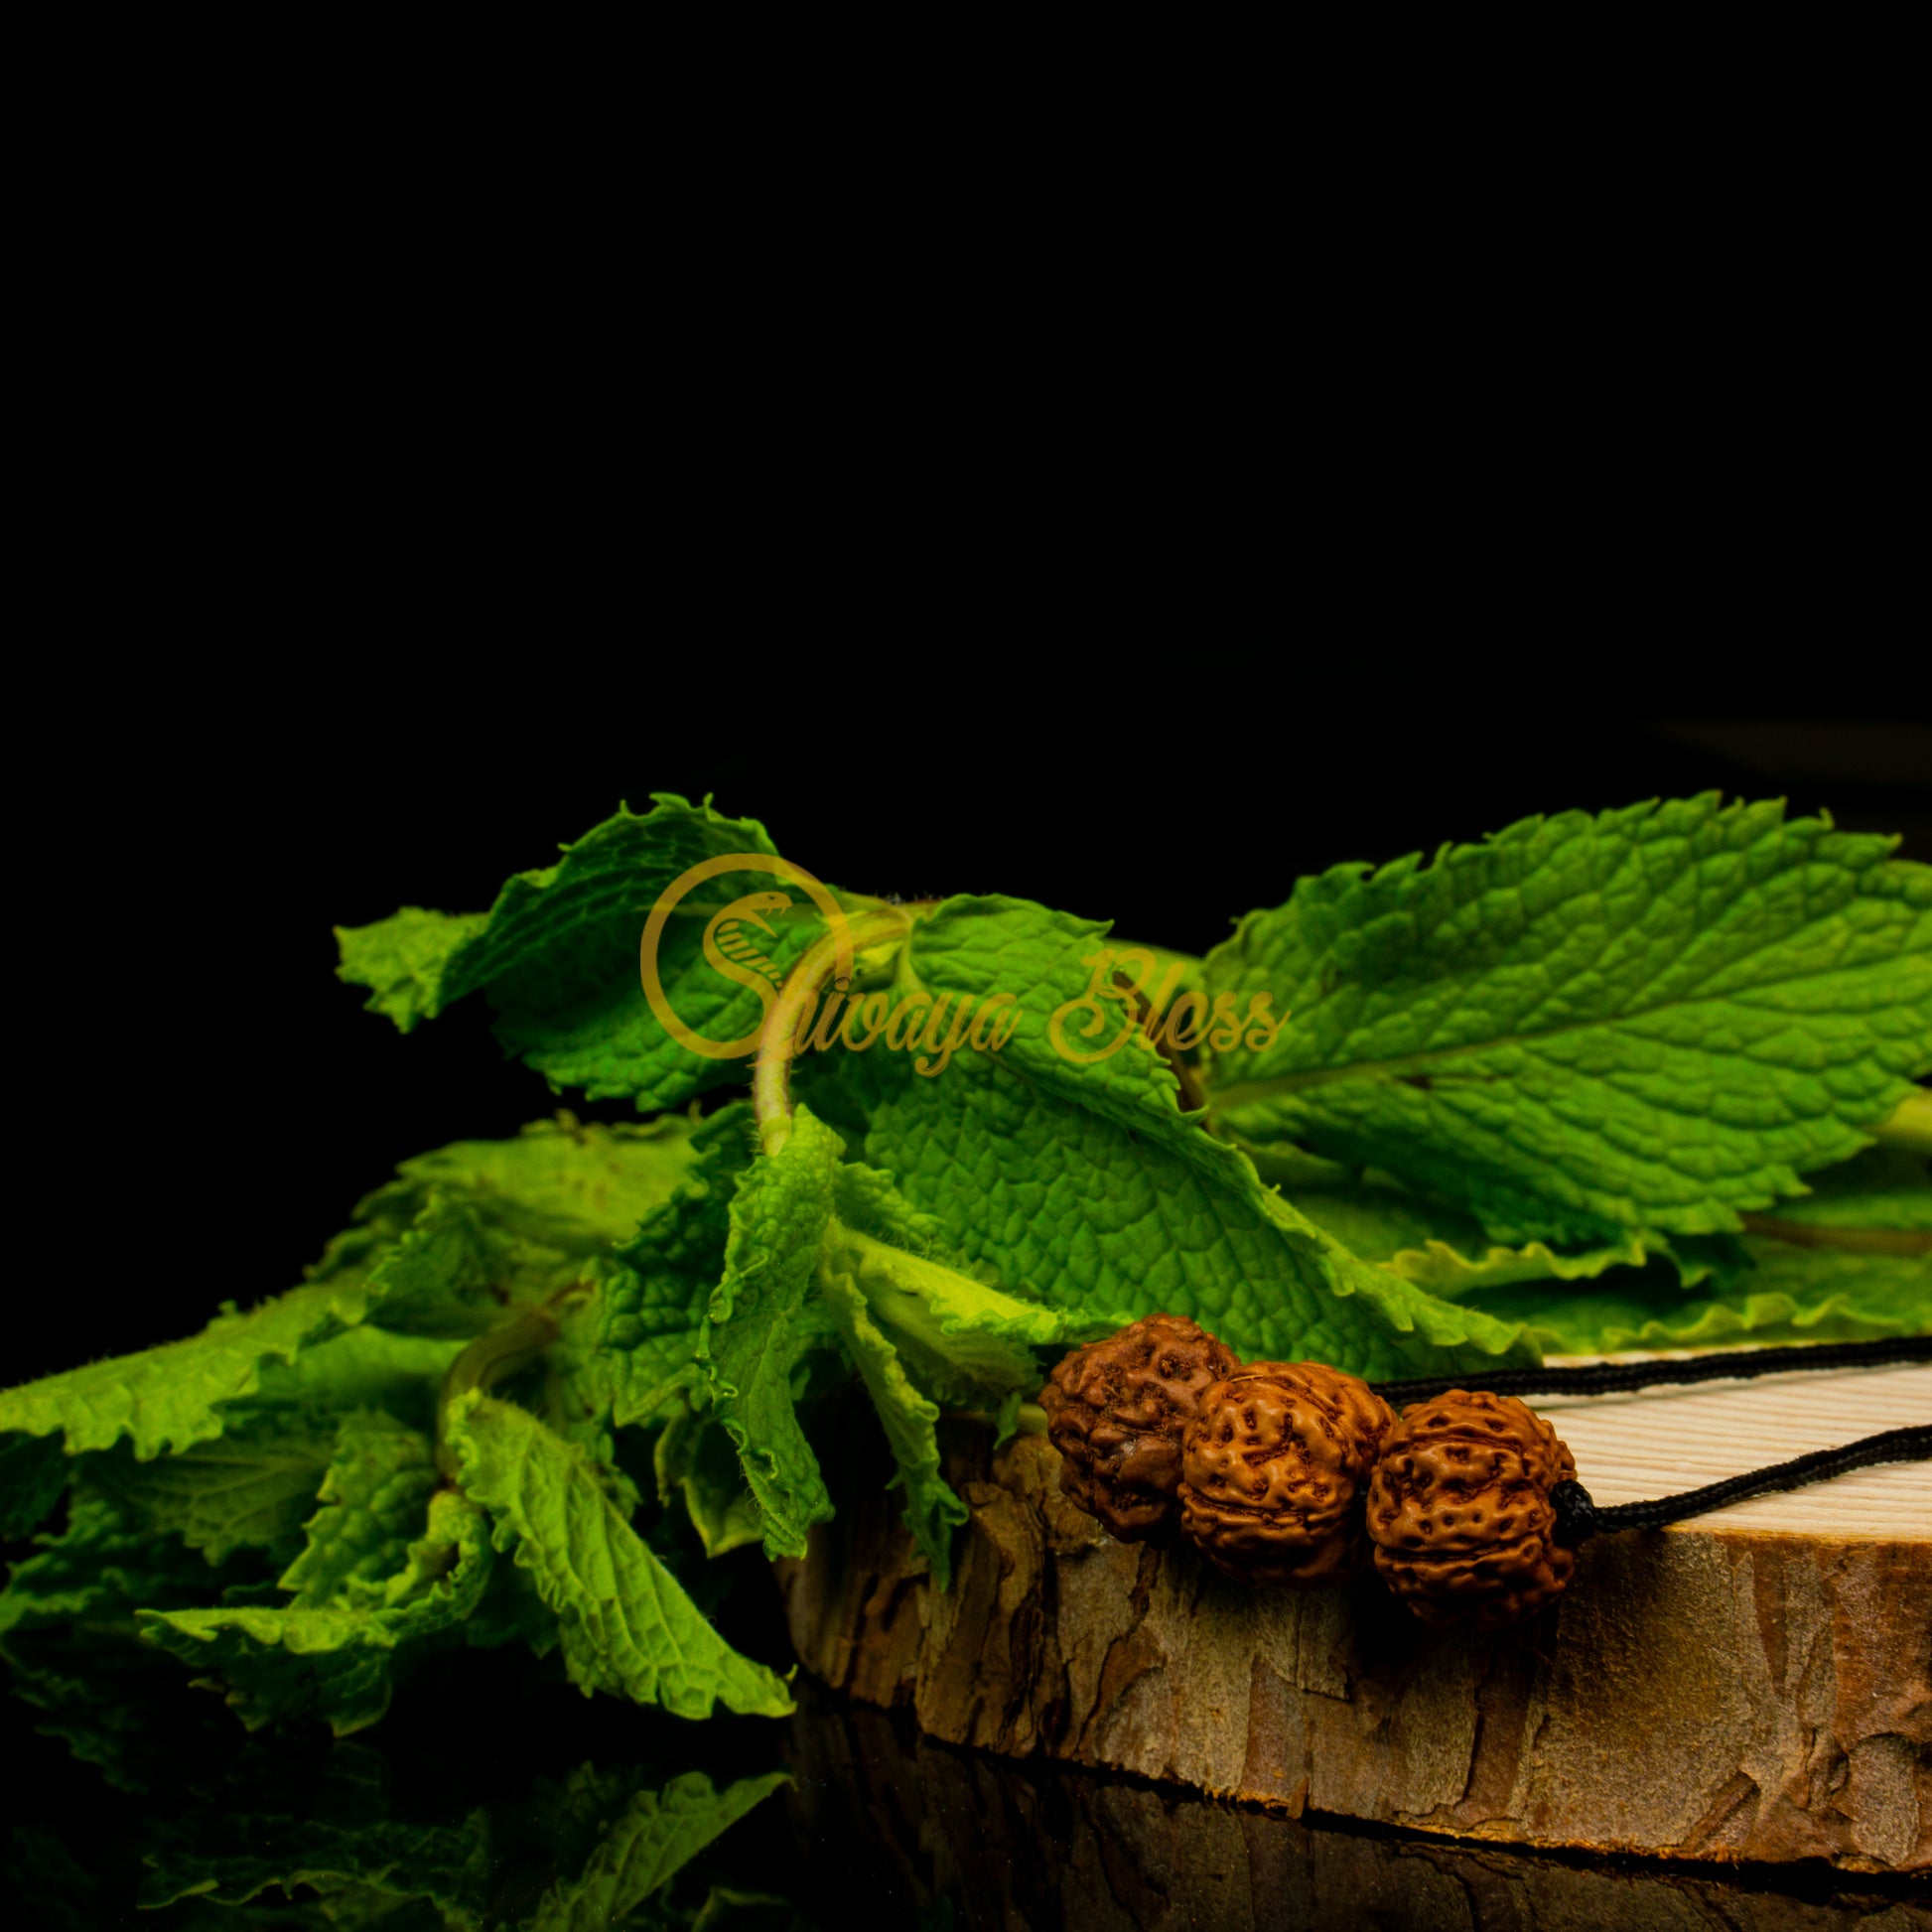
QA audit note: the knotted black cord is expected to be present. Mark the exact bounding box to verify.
[1370,1332,1932,1410]
[1550,1424,1932,1544]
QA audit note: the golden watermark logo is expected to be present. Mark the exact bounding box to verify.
[638,853,856,1060]
[1048,948,1283,1065]
[640,853,1284,1075]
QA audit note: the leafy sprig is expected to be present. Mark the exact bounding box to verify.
[2,791,1924,1749]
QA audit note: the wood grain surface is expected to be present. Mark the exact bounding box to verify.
[1534,1359,1927,1533]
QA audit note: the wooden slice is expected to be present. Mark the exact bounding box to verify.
[776,1360,1931,1874]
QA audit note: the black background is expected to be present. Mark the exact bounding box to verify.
[14,544,1931,1383]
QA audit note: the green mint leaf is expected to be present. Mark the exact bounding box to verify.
[0,1432,69,1538]
[1288,1175,1744,1298]
[568,1105,758,1433]
[1746,1144,1931,1233]
[136,1743,491,1914]
[858,1057,1530,1378]
[1876,1087,1932,1152]
[276,1411,440,1605]
[336,796,823,1109]
[817,1263,968,1587]
[326,1193,510,1339]
[444,1391,793,1719]
[647,1114,1102,1583]
[334,905,491,1031]
[462,1546,563,1656]
[832,1156,1114,1402]
[1235,1137,1360,1191]
[0,1278,379,1460]
[315,1114,703,1340]
[81,1417,335,1565]
[0,1492,221,1643]
[854,894,1223,1153]
[140,1606,396,1735]
[521,1768,791,1932]
[1292,1174,1635,1276]
[653,1413,764,1559]
[1204,796,1932,1244]
[831,1157,968,1258]
[1468,1238,1932,1355]
[825,897,1533,1379]
[247,1326,460,1430]
[139,1747,786,1929]
[378,1110,702,1242]
[0,1492,260,1789]
[828,1201,1113,1406]
[138,1487,492,1734]
[698,1107,843,1561]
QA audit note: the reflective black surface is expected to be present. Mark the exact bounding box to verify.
[6,1635,1927,1931]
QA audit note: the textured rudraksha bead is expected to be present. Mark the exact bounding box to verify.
[1040,1313,1239,1540]
[1176,1362,1395,1586]
[1367,1390,1579,1630]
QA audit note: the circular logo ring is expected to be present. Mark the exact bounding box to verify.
[640,852,853,1060]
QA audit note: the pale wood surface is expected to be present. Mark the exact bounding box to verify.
[1533,1361,1930,1535]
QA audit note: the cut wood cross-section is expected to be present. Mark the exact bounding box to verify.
[776,1361,1932,1874]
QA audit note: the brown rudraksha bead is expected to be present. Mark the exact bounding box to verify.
[1366,1390,1579,1630]
[1040,1313,1239,1541]
[1176,1362,1395,1586]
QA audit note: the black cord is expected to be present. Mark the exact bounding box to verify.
[1371,1333,1932,1410]
[1551,1424,1932,1544]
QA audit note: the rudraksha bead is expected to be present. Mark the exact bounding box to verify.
[1366,1390,1578,1630]
[1176,1362,1395,1586]
[1040,1313,1238,1541]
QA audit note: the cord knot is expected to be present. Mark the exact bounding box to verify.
[1550,1479,1598,1547]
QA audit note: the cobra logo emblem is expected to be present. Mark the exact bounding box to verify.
[640,854,853,1060]
[704,891,791,993]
